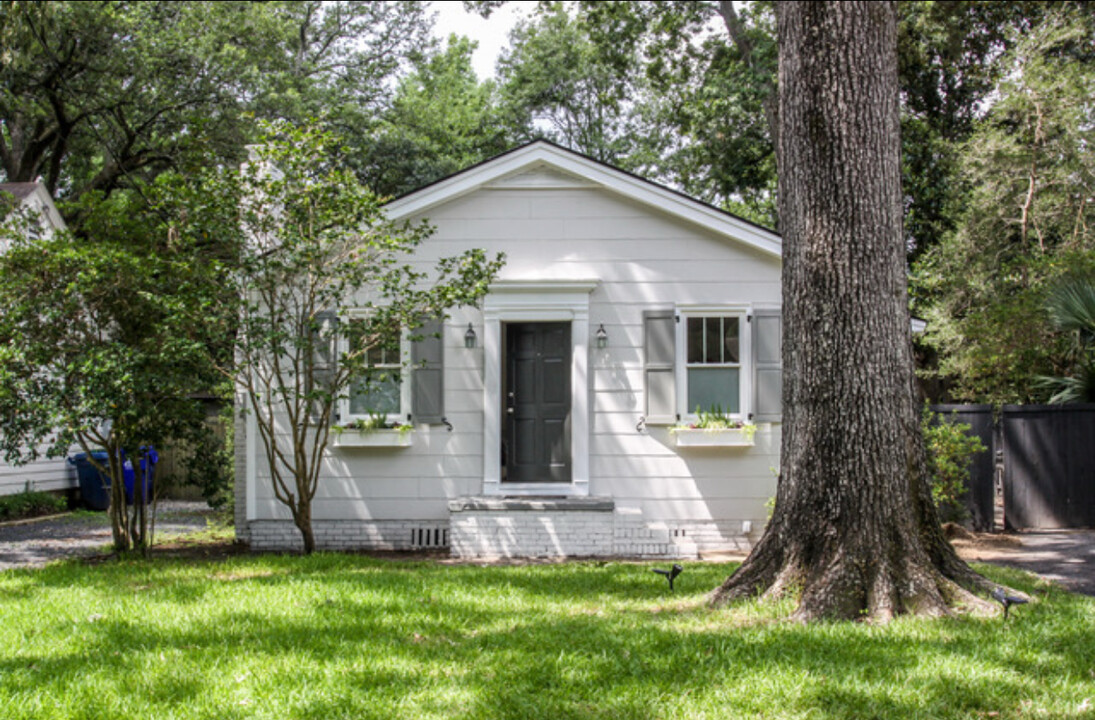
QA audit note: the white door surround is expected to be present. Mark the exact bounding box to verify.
[481,280,597,497]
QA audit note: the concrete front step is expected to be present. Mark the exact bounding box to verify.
[448,496,702,560]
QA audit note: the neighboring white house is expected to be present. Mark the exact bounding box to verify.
[235,141,783,558]
[0,182,77,496]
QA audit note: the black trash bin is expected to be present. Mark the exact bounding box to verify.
[69,451,111,511]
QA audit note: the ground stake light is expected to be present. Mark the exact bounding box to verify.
[993,587,1030,620]
[652,564,683,591]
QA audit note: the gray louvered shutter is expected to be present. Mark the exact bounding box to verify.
[411,318,444,424]
[752,309,782,422]
[644,310,677,422]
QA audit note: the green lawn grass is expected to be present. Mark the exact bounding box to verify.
[1,554,1092,720]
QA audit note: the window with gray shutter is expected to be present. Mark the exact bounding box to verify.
[411,317,444,424]
[752,309,782,422]
[644,310,676,423]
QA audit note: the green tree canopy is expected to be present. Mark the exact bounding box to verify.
[0,1,254,201]
[350,35,513,198]
[0,1,436,230]
[913,6,1095,403]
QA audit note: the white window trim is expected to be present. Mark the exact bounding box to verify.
[481,280,597,498]
[675,304,753,423]
[338,311,412,425]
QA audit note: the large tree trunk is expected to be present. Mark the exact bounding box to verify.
[711,1,997,621]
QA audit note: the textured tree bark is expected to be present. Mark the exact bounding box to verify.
[710,1,998,621]
[295,501,316,555]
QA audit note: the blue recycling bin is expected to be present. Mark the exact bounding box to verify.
[123,447,158,505]
[70,451,111,511]
[69,447,159,510]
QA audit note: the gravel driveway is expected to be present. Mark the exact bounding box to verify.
[0,501,221,571]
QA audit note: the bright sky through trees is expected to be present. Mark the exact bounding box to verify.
[430,1,531,78]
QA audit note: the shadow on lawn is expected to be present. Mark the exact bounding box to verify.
[3,559,1093,719]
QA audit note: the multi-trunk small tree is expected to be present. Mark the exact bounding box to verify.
[0,191,223,553]
[178,123,502,554]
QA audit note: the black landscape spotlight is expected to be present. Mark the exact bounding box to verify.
[652,564,683,591]
[992,587,1030,620]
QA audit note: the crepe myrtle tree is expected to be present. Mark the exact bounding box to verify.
[188,123,502,554]
[0,193,220,553]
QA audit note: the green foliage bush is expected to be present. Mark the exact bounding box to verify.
[922,408,987,523]
[0,490,67,521]
[183,419,234,511]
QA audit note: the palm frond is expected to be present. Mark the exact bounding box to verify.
[1045,276,1095,338]
[1034,363,1095,404]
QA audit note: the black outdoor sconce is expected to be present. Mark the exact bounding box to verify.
[465,323,477,349]
[595,323,608,349]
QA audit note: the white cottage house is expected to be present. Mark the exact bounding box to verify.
[235,141,783,559]
[0,182,76,496]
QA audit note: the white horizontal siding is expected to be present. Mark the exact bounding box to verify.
[253,497,456,521]
[0,447,77,496]
[250,176,780,532]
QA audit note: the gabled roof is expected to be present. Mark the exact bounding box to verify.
[0,183,38,201]
[384,140,782,259]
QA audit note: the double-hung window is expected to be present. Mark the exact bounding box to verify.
[333,314,445,427]
[683,313,746,417]
[678,307,751,421]
[343,317,408,422]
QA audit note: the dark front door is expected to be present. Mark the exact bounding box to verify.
[503,322,571,483]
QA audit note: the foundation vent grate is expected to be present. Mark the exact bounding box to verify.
[411,527,449,549]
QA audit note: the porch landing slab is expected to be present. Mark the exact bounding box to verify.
[447,496,615,513]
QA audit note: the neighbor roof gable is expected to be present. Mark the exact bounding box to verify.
[0,182,66,234]
[384,140,782,259]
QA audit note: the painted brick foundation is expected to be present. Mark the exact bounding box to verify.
[247,519,449,552]
[242,500,756,558]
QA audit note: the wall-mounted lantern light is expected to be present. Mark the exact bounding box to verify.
[595,324,608,349]
[465,323,477,349]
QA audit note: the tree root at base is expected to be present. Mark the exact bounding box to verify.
[708,533,1018,622]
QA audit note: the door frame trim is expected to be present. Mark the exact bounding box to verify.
[482,280,597,497]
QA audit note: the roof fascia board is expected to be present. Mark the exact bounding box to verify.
[385,141,782,260]
[30,185,66,232]
[385,144,549,218]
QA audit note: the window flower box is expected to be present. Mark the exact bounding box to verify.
[332,428,412,448]
[671,426,756,448]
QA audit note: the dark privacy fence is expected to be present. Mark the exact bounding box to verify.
[930,404,1095,531]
